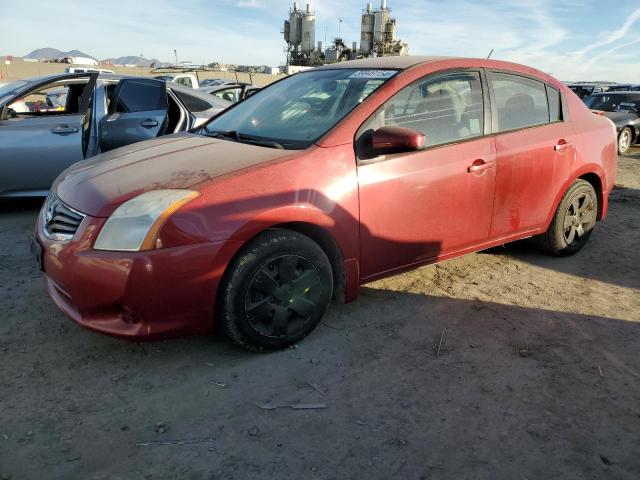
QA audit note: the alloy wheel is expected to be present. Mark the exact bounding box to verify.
[244,255,324,338]
[619,130,631,153]
[562,191,596,245]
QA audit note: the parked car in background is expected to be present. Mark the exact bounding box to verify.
[566,82,615,98]
[606,84,640,92]
[153,72,200,88]
[151,67,205,89]
[34,57,617,351]
[199,82,261,103]
[584,91,640,154]
[0,73,230,197]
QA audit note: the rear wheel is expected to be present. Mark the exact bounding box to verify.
[219,229,333,351]
[535,180,598,256]
[618,127,632,155]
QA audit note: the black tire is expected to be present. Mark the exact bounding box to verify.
[219,229,333,351]
[535,179,598,256]
[618,127,632,155]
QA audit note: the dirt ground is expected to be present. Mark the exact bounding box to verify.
[0,57,278,86]
[1,150,639,480]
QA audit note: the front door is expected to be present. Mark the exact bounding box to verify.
[356,70,496,279]
[0,75,96,196]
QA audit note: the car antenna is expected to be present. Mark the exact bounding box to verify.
[487,49,494,59]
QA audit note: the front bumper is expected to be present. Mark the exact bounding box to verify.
[35,210,240,339]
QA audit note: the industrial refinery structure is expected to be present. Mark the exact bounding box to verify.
[283,1,408,67]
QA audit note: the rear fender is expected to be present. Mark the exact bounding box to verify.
[543,164,607,230]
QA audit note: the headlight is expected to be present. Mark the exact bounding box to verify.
[94,189,200,252]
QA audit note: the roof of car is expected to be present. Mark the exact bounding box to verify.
[590,91,640,95]
[314,56,448,70]
[199,83,258,92]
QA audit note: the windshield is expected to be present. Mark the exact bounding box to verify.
[584,94,640,113]
[201,68,397,149]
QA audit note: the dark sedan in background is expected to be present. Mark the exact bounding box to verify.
[566,82,615,99]
[584,92,640,154]
[0,73,230,198]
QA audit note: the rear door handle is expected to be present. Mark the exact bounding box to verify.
[468,160,494,173]
[51,125,79,134]
[140,119,159,128]
[555,140,574,152]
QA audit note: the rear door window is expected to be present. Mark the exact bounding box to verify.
[112,78,167,113]
[489,72,550,132]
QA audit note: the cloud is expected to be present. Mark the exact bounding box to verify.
[0,0,638,81]
[573,8,640,56]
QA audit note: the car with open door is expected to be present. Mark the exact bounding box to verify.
[199,82,261,103]
[0,73,230,197]
[34,57,617,351]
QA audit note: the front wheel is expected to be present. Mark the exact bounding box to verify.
[219,229,333,351]
[535,179,598,256]
[618,127,632,155]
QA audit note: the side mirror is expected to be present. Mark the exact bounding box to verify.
[369,125,426,156]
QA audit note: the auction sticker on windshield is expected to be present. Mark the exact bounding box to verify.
[349,70,398,79]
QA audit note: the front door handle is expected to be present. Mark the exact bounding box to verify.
[140,119,159,128]
[51,125,79,135]
[468,160,494,174]
[554,140,574,152]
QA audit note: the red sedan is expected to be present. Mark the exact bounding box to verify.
[34,56,617,350]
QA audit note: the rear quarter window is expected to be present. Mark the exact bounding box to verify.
[174,91,216,112]
[547,85,562,122]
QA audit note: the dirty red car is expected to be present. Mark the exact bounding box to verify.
[34,56,618,350]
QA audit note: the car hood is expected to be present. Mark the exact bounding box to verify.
[594,110,639,126]
[55,133,295,217]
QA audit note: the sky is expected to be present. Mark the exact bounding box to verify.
[1,0,639,82]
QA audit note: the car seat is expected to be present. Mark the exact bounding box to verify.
[417,89,470,144]
[501,93,535,131]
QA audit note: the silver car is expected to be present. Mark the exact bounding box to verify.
[0,73,230,197]
[198,83,261,104]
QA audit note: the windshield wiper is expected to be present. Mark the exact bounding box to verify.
[239,136,284,149]
[205,129,240,141]
[204,129,284,149]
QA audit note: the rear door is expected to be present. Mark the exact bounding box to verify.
[99,78,168,152]
[0,75,97,196]
[487,71,575,238]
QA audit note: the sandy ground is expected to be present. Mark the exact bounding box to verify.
[0,150,639,480]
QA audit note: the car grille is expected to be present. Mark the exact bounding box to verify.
[42,193,85,240]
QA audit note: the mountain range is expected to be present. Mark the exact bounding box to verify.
[24,48,168,67]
